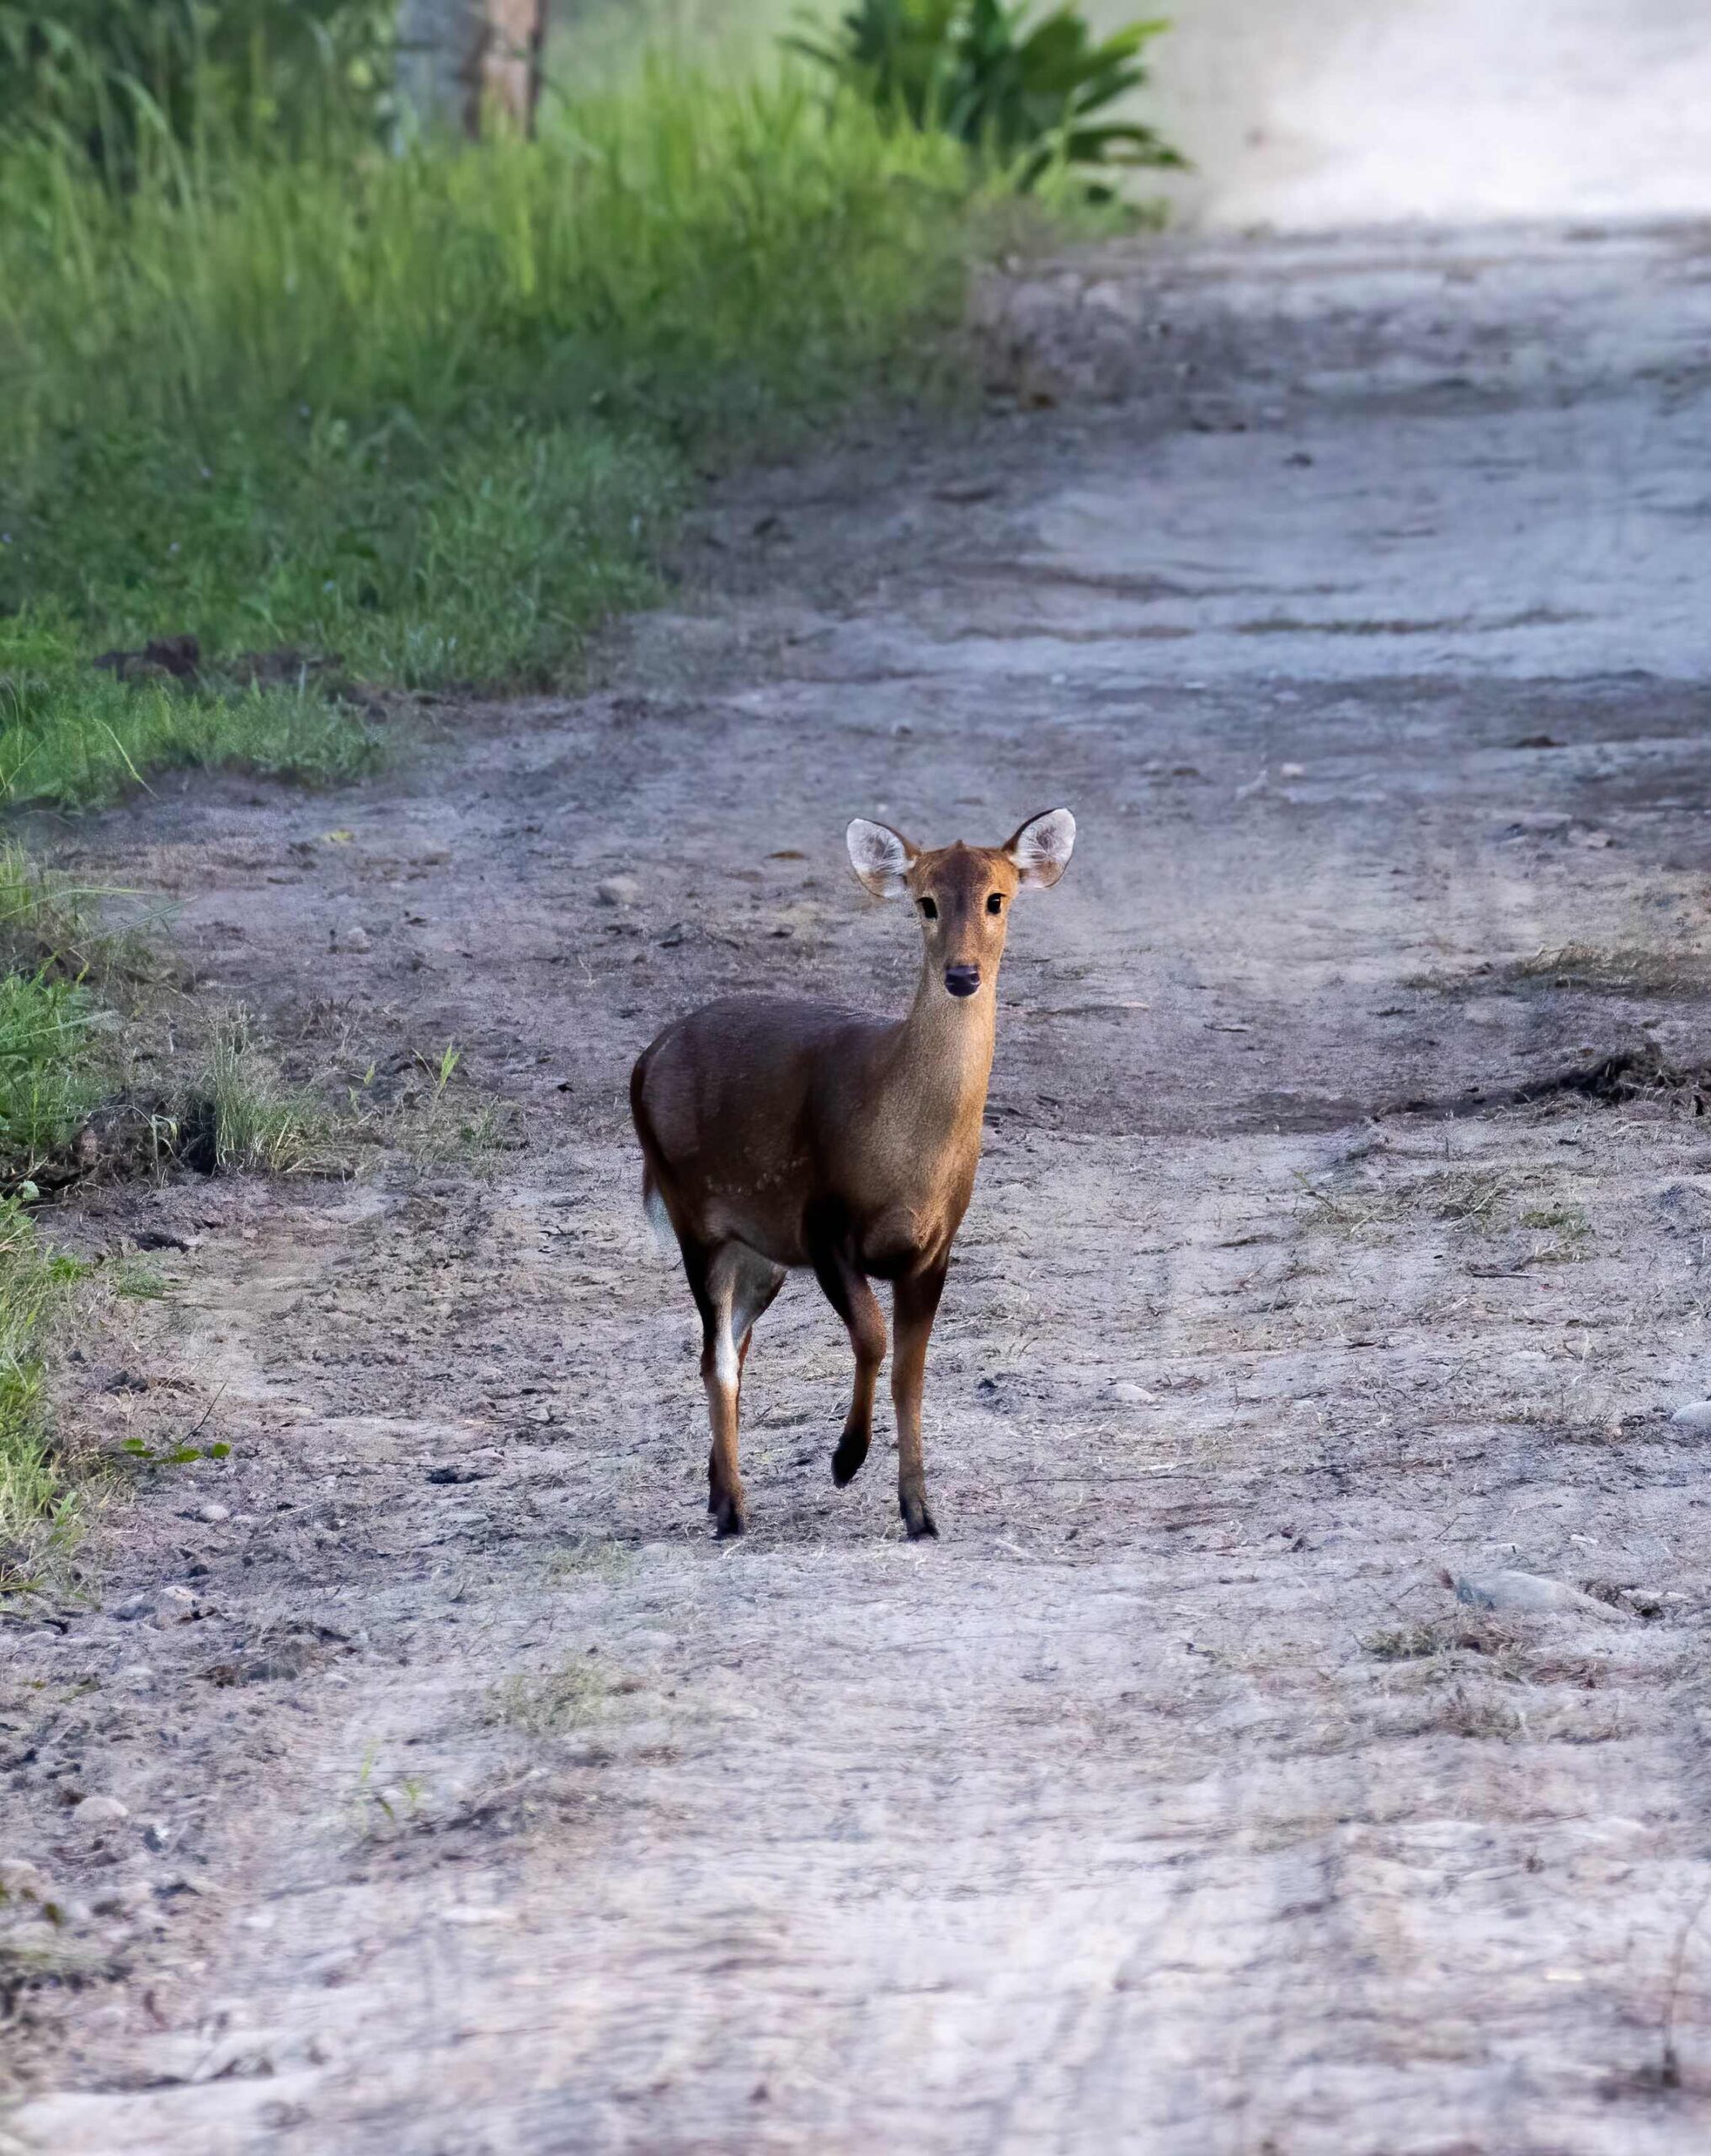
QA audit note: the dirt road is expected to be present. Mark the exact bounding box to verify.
[7,223,1711,2154]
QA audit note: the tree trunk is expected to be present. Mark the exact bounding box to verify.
[395,0,546,139]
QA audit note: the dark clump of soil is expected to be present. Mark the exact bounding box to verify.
[17,1091,219,1198]
[92,633,202,683]
[91,636,347,692]
[1520,1045,1711,1115]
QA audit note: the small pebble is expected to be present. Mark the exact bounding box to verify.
[93,1881,153,1919]
[73,1795,130,1829]
[195,1502,231,1524]
[333,923,372,953]
[156,1584,200,1626]
[1669,1401,1711,1430]
[1109,1381,1154,1404]
[596,875,641,907]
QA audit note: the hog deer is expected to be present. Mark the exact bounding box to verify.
[629,808,1075,1540]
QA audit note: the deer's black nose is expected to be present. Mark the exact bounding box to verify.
[944,964,981,998]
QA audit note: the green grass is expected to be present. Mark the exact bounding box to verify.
[197,1007,345,1176]
[0,66,994,802]
[0,1196,88,1580]
[0,969,108,1178]
[0,845,117,1182]
[0,846,111,1571]
[1,610,383,808]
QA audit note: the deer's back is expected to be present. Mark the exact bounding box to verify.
[632,995,898,1262]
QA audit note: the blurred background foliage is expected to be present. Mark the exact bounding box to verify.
[0,0,398,173]
[0,0,1173,803]
[790,0,1179,194]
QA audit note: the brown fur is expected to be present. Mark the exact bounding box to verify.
[630,810,1074,1538]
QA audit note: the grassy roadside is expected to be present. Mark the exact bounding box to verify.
[0,848,112,1577]
[0,1195,86,1579]
[0,67,993,807]
[0,844,526,1572]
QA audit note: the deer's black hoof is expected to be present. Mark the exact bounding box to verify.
[712,1492,747,1539]
[832,1428,871,1486]
[901,1497,938,1541]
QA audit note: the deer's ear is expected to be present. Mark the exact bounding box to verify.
[1005,808,1075,889]
[846,818,917,899]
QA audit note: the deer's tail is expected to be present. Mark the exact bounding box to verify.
[641,1164,674,1250]
[631,1047,677,1253]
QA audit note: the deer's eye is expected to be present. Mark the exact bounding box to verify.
[986,893,1004,915]
[919,897,938,921]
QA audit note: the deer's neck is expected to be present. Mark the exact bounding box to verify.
[887,960,999,1143]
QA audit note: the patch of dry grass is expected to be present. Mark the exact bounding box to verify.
[1505,944,1709,995]
[1407,942,1710,997]
[485,1658,617,1737]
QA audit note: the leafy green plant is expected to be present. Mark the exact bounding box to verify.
[790,0,1181,193]
[116,1434,232,1465]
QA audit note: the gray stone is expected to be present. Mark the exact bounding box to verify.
[596,875,641,907]
[155,1584,201,1626]
[194,1501,231,1523]
[73,1795,130,1828]
[1669,1400,1711,1430]
[1448,1570,1628,1620]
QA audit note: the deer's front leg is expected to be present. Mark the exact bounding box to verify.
[892,1262,946,1540]
[812,1246,887,1488]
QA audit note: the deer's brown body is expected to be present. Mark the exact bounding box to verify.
[630,808,1074,1539]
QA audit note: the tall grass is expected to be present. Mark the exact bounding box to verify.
[0,1195,86,1577]
[0,65,987,798]
[0,845,116,1182]
[0,851,107,1573]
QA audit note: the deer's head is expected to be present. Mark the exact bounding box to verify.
[846,808,1075,1001]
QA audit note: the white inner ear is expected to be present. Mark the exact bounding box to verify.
[1009,808,1076,887]
[846,818,913,898]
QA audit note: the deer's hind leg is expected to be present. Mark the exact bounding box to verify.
[811,1244,887,1489]
[685,1241,783,1539]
